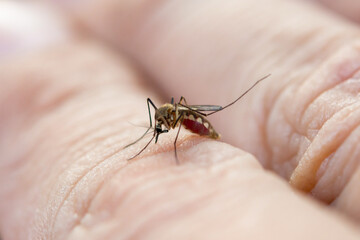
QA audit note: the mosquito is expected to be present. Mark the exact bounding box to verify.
[124,74,270,163]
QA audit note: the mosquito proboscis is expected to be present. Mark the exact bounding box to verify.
[124,74,270,163]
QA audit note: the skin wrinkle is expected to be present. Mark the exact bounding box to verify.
[58,109,138,160]
[49,109,146,236]
[44,84,144,153]
[127,188,217,239]
[126,170,249,239]
[3,90,121,170]
[296,77,360,172]
[293,48,360,136]
[0,56,124,172]
[67,163,137,237]
[75,149,253,239]
[337,130,360,192]
[333,166,360,221]
[65,146,182,238]
[0,42,135,155]
[265,78,303,176]
[0,42,157,237]
[301,33,360,66]
[52,123,202,237]
[306,89,360,140]
[65,137,218,238]
[265,43,360,182]
[64,114,138,161]
[291,102,360,192]
[12,100,134,211]
[75,169,163,238]
[49,119,135,237]
[118,170,211,238]
[47,111,134,200]
[295,79,360,188]
[313,124,360,203]
[51,155,129,238]
[216,21,336,167]
[299,68,360,137]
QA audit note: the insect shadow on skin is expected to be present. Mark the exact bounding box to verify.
[124,74,271,164]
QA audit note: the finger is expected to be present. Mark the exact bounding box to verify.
[48,0,360,221]
[309,0,360,23]
[0,44,359,239]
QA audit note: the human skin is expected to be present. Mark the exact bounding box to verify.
[1,0,360,239]
[311,0,360,23]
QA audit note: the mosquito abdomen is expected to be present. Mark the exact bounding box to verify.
[182,112,219,139]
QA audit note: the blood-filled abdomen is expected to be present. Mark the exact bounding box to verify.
[181,112,219,139]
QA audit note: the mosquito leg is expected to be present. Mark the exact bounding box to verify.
[179,96,188,105]
[178,103,208,116]
[174,119,183,164]
[123,98,157,149]
[147,98,158,123]
[128,134,156,160]
[155,129,168,143]
[174,112,184,126]
[123,126,152,149]
[174,97,187,126]
[178,96,221,117]
[173,113,184,164]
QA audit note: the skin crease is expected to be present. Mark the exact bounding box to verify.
[1,1,360,240]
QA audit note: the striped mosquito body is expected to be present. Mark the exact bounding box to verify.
[179,108,219,139]
[124,74,270,163]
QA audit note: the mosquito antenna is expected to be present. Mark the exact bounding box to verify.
[124,98,157,149]
[207,74,270,116]
[127,121,154,129]
[128,134,156,160]
[123,127,154,149]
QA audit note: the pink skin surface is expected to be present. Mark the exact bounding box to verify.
[2,0,360,239]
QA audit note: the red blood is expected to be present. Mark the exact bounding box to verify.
[182,119,210,136]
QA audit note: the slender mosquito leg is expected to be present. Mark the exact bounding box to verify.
[124,98,157,149]
[155,129,168,143]
[173,113,184,164]
[178,103,208,117]
[174,120,183,164]
[175,96,188,122]
[179,96,188,105]
[173,111,184,127]
[128,134,156,160]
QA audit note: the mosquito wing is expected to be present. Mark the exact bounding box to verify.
[179,105,223,112]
